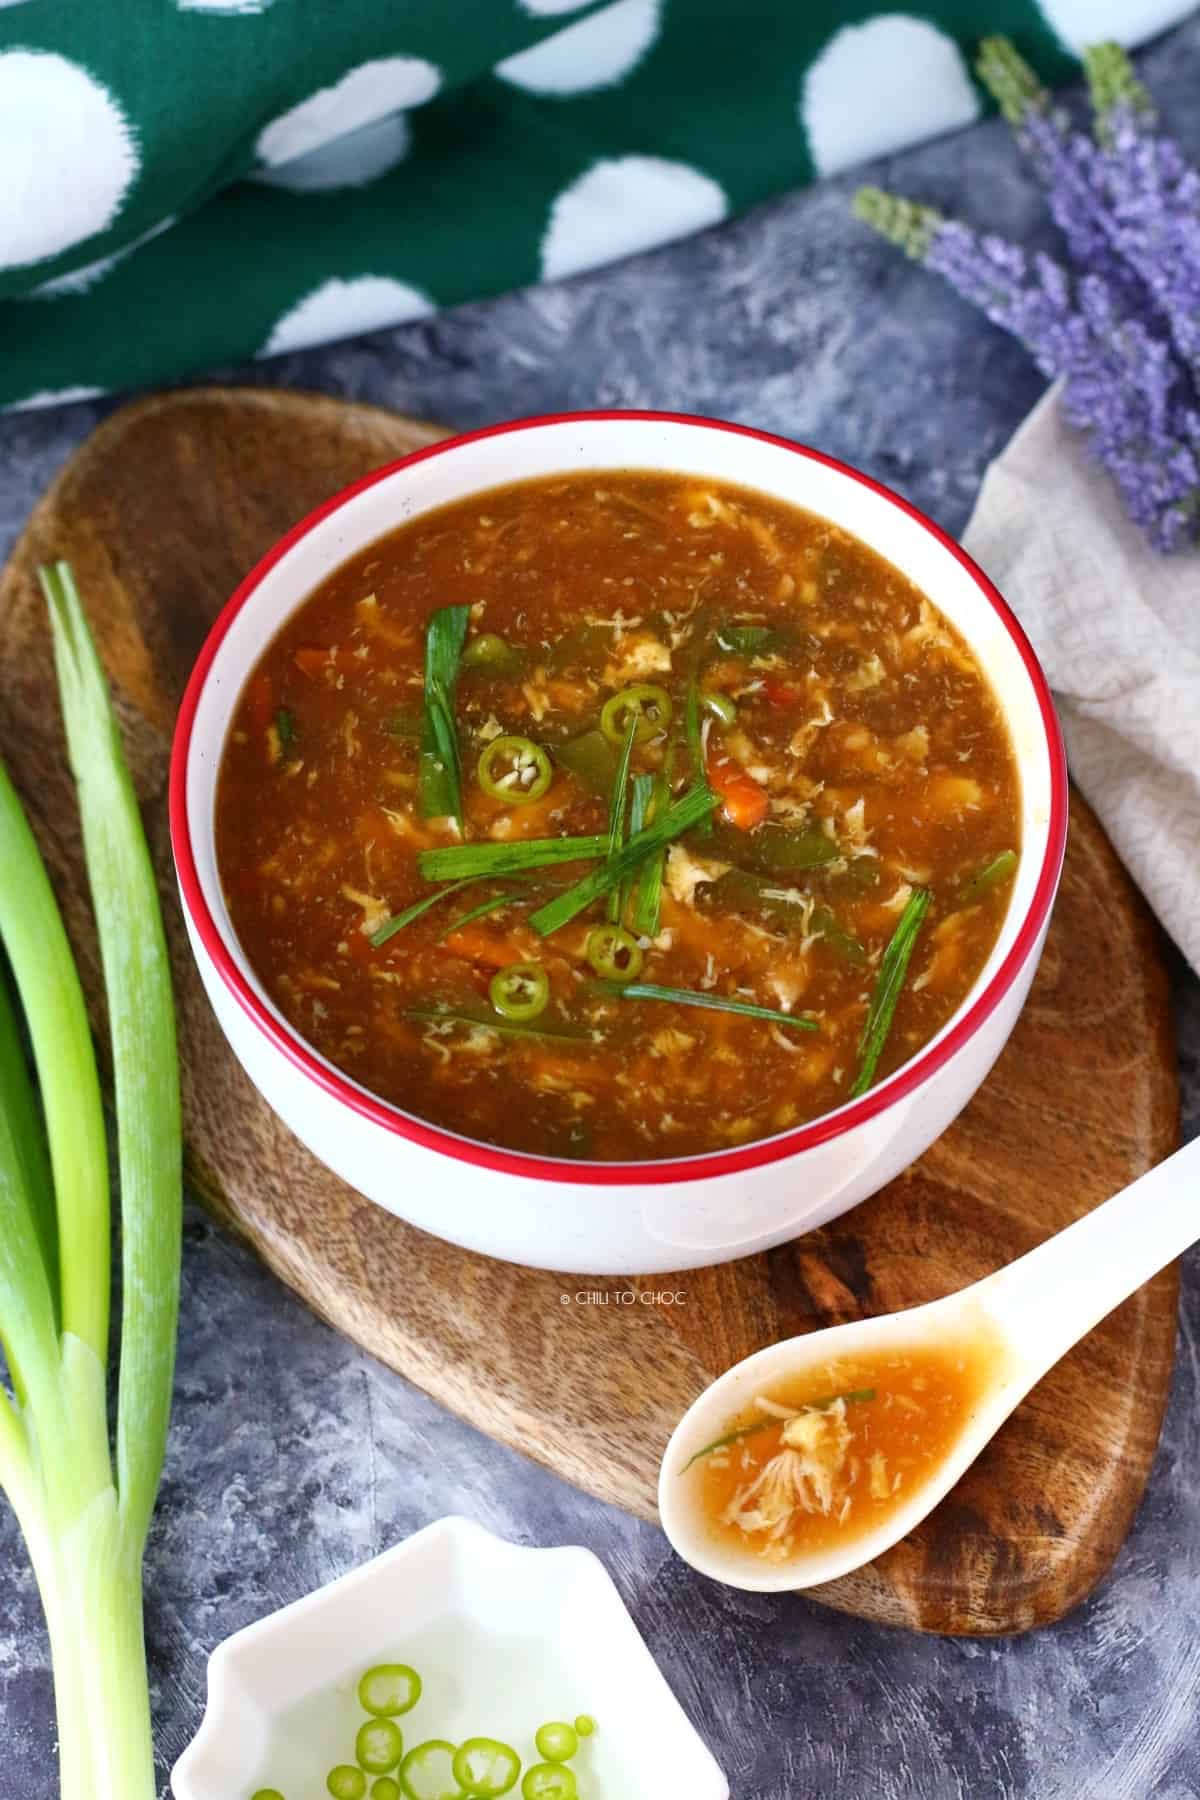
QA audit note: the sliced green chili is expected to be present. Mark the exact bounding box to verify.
[599,682,672,746]
[358,1664,423,1718]
[251,1791,286,1800]
[490,962,550,1021]
[534,1723,578,1764]
[478,735,553,805]
[275,706,296,750]
[851,886,931,1098]
[680,1388,877,1472]
[453,1737,522,1797]
[370,877,479,948]
[530,785,715,936]
[398,1741,460,1800]
[357,1720,404,1775]
[521,1767,577,1800]
[419,604,471,825]
[371,1781,402,1800]
[585,924,644,983]
[327,1768,367,1800]
[962,848,1018,900]
[609,982,819,1030]
[462,632,523,673]
[573,1718,595,1739]
[701,689,738,724]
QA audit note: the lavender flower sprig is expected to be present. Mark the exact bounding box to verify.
[853,189,1200,552]
[975,37,1145,311]
[855,41,1200,554]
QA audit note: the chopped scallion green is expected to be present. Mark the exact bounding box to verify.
[680,1388,877,1472]
[851,886,931,1098]
[370,876,480,947]
[419,834,607,881]
[529,785,714,935]
[419,604,471,826]
[606,981,819,1030]
[962,848,1018,900]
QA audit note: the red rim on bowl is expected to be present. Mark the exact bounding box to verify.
[169,410,1069,1188]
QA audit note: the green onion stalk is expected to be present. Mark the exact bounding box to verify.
[0,564,181,1799]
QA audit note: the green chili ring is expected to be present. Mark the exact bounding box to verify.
[489,962,550,1021]
[599,683,673,747]
[700,689,737,724]
[452,1738,523,1797]
[522,1766,578,1800]
[478,735,553,805]
[585,923,644,983]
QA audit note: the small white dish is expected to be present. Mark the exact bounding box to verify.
[171,1515,728,1800]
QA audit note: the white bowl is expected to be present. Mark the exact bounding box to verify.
[170,410,1067,1275]
[171,1515,727,1800]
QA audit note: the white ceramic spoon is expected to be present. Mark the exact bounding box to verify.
[658,1135,1200,1593]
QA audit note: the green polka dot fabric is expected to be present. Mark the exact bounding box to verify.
[0,0,1188,410]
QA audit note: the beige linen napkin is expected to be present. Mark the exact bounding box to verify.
[962,385,1200,974]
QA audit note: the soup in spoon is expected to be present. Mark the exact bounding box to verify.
[683,1331,1008,1566]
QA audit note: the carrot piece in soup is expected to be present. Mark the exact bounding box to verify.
[706,750,769,830]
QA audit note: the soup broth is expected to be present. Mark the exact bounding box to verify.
[215,470,1021,1161]
[687,1331,1005,1565]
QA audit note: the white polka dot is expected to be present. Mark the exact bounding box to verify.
[517,0,593,15]
[11,385,105,411]
[0,53,138,270]
[260,276,433,358]
[541,156,727,282]
[1036,0,1192,51]
[498,0,660,95]
[257,58,441,169]
[26,217,176,299]
[800,16,980,177]
[255,113,411,193]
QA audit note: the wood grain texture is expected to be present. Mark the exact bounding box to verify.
[0,387,1180,1637]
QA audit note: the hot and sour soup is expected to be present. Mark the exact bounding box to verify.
[215,471,1021,1161]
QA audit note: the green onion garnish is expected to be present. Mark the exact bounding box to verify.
[605,716,638,924]
[529,785,715,936]
[419,834,608,881]
[419,603,471,826]
[631,756,670,939]
[851,885,931,1098]
[276,706,296,749]
[404,1007,592,1041]
[606,981,819,1030]
[436,886,522,939]
[370,875,480,947]
[962,848,1018,900]
[680,1387,877,1472]
[715,623,778,656]
[683,671,709,835]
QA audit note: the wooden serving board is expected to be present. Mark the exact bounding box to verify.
[0,388,1180,1636]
